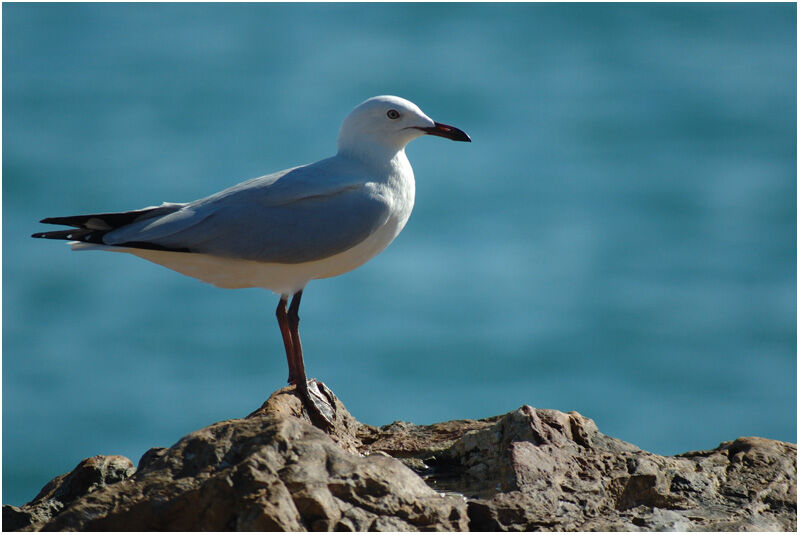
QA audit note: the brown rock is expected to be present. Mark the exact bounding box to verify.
[395,405,796,531]
[4,389,796,531]
[248,383,375,455]
[9,386,467,531]
[2,454,135,531]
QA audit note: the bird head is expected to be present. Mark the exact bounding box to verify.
[337,95,470,160]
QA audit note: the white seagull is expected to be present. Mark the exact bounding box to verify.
[33,95,471,427]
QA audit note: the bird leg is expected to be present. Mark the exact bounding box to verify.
[286,291,335,429]
[276,296,299,384]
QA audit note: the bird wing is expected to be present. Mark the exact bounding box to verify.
[102,158,392,264]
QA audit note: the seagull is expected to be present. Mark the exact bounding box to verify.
[32,95,471,427]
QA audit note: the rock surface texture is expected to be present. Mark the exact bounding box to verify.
[4,386,796,531]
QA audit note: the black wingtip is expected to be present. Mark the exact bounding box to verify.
[31,231,61,239]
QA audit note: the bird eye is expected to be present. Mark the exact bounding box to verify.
[386,109,400,120]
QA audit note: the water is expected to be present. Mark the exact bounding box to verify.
[3,3,795,506]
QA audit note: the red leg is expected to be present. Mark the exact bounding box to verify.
[276,296,298,384]
[287,290,334,428]
[287,291,308,394]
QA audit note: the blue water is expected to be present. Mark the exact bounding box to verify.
[3,4,795,506]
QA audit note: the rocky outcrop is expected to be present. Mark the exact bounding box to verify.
[4,385,796,531]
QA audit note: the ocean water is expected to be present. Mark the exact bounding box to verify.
[3,3,795,506]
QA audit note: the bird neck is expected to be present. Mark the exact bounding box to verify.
[336,140,409,175]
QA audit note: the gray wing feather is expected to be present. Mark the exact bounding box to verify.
[103,159,392,263]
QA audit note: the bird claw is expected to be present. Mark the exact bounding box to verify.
[302,379,336,430]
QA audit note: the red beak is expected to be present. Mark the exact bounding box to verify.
[417,122,471,142]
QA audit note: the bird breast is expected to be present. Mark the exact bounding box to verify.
[378,151,416,244]
[315,153,416,278]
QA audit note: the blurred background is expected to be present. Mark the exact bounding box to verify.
[3,3,795,506]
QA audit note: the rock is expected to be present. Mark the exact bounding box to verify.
[378,406,796,531]
[2,455,135,531]
[248,384,375,455]
[7,386,467,532]
[4,388,796,531]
